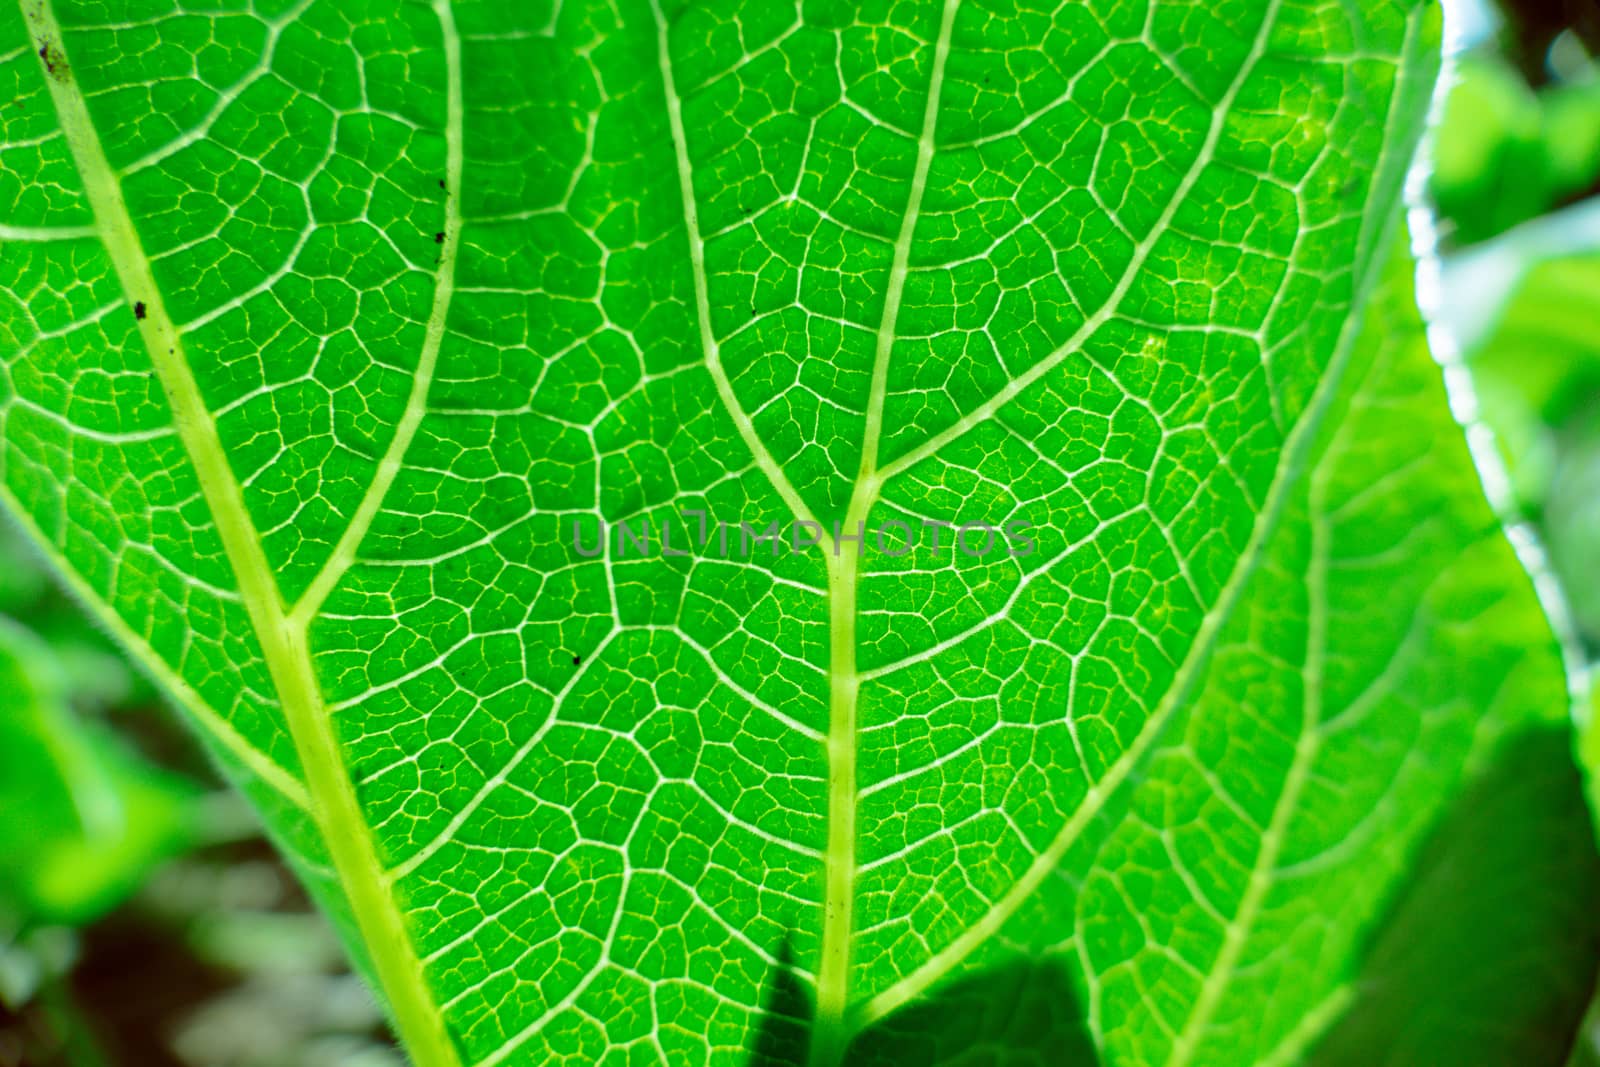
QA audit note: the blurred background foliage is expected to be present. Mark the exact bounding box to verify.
[1433,0,1600,659]
[1,0,1598,1064]
[0,519,403,1067]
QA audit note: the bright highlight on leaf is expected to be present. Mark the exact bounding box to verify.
[0,0,1589,1064]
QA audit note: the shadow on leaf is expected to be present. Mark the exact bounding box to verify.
[1306,724,1600,1067]
[753,726,1600,1067]
[748,936,812,1067]
[750,949,1097,1067]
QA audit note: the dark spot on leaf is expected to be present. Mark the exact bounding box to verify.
[438,179,446,190]
[572,655,581,666]
[434,231,445,244]
[133,301,146,320]
[36,39,67,82]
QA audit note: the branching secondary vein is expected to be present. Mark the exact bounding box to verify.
[853,0,1305,1027]
[22,3,464,1064]
[292,4,464,626]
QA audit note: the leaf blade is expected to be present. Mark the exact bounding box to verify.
[1,1,1583,1065]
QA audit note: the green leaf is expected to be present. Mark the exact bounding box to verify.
[0,0,1583,1064]
[1442,232,1600,644]
[0,616,195,925]
[1460,254,1600,463]
[1430,51,1600,247]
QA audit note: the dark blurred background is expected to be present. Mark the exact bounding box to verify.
[2,0,1598,1064]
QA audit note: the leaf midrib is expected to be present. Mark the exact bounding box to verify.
[23,3,464,1065]
[655,2,965,1062]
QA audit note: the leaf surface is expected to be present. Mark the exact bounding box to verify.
[0,0,1581,1064]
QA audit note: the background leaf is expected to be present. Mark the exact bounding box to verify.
[0,615,194,927]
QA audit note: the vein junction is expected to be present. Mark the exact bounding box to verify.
[19,2,465,1064]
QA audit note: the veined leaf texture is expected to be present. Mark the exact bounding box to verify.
[0,0,1586,1064]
